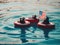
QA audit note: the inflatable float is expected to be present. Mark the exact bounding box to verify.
[26,18,39,23]
[14,21,30,28]
[37,22,55,29]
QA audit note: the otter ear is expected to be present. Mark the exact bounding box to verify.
[46,16,49,18]
[34,15,37,17]
[35,15,36,16]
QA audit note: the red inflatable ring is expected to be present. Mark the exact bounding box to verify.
[14,21,30,28]
[26,18,39,23]
[37,22,55,29]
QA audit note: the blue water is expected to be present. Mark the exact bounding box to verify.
[0,2,60,45]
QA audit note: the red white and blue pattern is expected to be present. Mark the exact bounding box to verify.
[39,11,46,20]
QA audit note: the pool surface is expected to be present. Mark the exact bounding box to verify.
[0,2,60,45]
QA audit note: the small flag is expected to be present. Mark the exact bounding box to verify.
[39,11,43,15]
[39,11,46,20]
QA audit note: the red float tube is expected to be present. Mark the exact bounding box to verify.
[14,21,30,28]
[37,22,55,29]
[26,18,39,23]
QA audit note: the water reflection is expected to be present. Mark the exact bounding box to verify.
[38,26,55,39]
[20,27,28,43]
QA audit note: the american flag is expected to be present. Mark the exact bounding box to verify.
[39,11,46,20]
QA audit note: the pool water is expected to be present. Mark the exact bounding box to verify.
[0,2,60,45]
